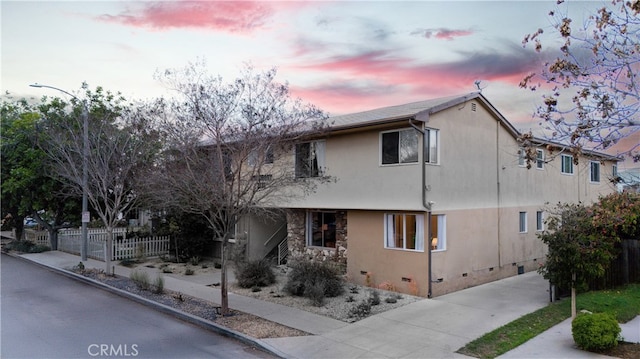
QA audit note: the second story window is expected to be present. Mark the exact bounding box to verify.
[425,128,439,164]
[590,161,601,183]
[518,148,526,167]
[561,154,574,175]
[536,211,544,231]
[381,129,418,165]
[295,141,325,178]
[536,149,545,169]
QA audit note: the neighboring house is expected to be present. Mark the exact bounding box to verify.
[617,168,640,193]
[237,92,619,298]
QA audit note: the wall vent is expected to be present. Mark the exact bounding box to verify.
[471,102,477,112]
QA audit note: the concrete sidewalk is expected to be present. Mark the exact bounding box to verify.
[498,316,640,358]
[10,251,638,358]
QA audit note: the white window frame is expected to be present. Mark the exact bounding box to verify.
[536,149,545,170]
[430,214,446,251]
[384,213,424,252]
[613,164,618,177]
[380,128,419,165]
[425,128,440,165]
[561,154,574,175]
[590,161,601,183]
[518,148,526,167]
[536,211,544,232]
[295,140,325,178]
[519,211,528,233]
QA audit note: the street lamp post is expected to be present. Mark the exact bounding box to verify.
[30,83,89,261]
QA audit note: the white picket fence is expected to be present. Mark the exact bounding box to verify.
[112,236,170,260]
[52,228,170,261]
[24,229,49,247]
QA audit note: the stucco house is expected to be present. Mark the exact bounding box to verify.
[235,92,619,298]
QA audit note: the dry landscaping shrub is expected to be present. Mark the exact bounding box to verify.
[235,259,276,288]
[130,270,150,290]
[306,282,327,307]
[368,290,381,305]
[385,296,398,304]
[348,300,372,319]
[152,275,164,294]
[283,261,344,303]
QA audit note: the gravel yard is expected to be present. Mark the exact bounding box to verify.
[230,265,421,323]
[73,260,422,339]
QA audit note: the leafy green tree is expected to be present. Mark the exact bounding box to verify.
[1,98,80,246]
[538,199,625,318]
[38,86,162,273]
[521,0,640,161]
[592,192,640,240]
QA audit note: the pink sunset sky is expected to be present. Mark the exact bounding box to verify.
[1,0,636,164]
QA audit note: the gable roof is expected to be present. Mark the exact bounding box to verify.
[326,92,620,162]
[328,92,520,136]
[329,93,474,130]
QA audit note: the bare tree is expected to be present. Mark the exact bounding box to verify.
[40,86,160,274]
[149,62,329,315]
[521,0,640,161]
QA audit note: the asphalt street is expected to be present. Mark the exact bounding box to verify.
[0,254,276,359]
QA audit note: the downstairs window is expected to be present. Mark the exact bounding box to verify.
[384,213,424,251]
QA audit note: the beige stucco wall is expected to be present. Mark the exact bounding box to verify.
[346,210,430,296]
[282,128,425,210]
[345,206,549,297]
[280,98,618,297]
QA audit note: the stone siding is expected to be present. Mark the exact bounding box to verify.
[287,209,348,268]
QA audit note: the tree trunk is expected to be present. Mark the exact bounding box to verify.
[571,272,577,319]
[622,239,630,285]
[106,227,113,275]
[220,236,230,315]
[15,216,25,241]
[48,229,58,250]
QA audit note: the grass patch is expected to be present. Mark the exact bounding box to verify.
[457,284,640,359]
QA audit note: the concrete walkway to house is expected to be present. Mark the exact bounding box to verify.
[10,250,639,358]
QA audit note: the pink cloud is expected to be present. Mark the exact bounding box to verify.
[411,28,474,41]
[289,48,542,115]
[97,1,273,33]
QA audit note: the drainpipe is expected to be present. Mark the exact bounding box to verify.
[409,117,434,298]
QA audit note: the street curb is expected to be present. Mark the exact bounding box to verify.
[5,252,291,359]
